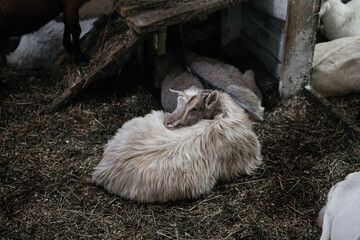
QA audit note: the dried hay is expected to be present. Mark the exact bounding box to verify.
[1,59,359,239]
[1,1,360,239]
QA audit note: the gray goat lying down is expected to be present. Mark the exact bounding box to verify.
[154,51,264,122]
[92,86,262,202]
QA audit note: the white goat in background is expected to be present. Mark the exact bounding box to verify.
[319,0,360,40]
[92,86,262,202]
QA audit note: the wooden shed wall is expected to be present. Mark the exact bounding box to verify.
[242,0,287,79]
[222,0,287,79]
[222,0,320,98]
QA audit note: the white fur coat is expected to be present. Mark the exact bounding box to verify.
[92,93,262,202]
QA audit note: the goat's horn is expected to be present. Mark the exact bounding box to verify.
[169,88,182,94]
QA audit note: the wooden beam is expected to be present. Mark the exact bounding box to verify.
[279,0,321,99]
[249,0,288,21]
[115,1,168,17]
[242,4,285,62]
[241,31,282,79]
[157,28,167,55]
[221,5,243,47]
[125,0,249,34]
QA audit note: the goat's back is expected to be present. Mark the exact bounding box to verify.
[92,94,262,202]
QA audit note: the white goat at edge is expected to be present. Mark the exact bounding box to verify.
[317,172,360,240]
[319,0,360,40]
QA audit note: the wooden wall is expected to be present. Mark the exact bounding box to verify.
[240,0,287,79]
[222,0,321,98]
[221,0,287,79]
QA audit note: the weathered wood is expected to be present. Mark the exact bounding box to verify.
[249,0,288,21]
[241,31,282,79]
[119,0,166,5]
[221,5,243,47]
[79,0,114,19]
[242,4,285,62]
[279,0,321,99]
[155,28,167,55]
[49,29,143,112]
[305,86,360,135]
[125,0,249,34]
[115,1,168,17]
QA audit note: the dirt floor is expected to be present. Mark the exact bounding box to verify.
[1,5,360,240]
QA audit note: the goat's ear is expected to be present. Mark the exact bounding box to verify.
[205,91,218,109]
[243,70,255,80]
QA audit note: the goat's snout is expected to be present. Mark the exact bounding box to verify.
[164,113,175,128]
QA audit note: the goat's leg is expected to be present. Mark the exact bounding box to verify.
[64,6,87,64]
[63,19,73,54]
[0,36,9,66]
[0,36,19,88]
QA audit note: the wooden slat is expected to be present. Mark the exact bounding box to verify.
[116,0,168,17]
[118,0,166,5]
[241,31,282,79]
[221,5,243,47]
[242,4,285,62]
[249,0,288,21]
[279,0,321,99]
[125,0,249,34]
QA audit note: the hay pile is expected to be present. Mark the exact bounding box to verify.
[1,1,360,238]
[1,59,359,239]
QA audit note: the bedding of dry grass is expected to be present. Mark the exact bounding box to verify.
[1,2,359,238]
[1,56,359,239]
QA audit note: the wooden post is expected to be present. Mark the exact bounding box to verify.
[279,0,321,99]
[153,28,167,55]
[221,5,243,48]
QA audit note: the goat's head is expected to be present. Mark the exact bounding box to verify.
[164,86,219,129]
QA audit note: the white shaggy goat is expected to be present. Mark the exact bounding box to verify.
[319,0,360,40]
[317,172,360,240]
[92,86,262,202]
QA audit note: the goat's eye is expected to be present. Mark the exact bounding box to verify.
[192,108,199,112]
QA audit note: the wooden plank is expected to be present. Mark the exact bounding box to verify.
[115,1,168,17]
[279,0,321,99]
[242,4,285,62]
[241,31,282,79]
[119,0,166,5]
[49,29,143,112]
[126,0,249,34]
[305,86,360,135]
[249,0,288,21]
[157,28,167,55]
[221,5,243,47]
